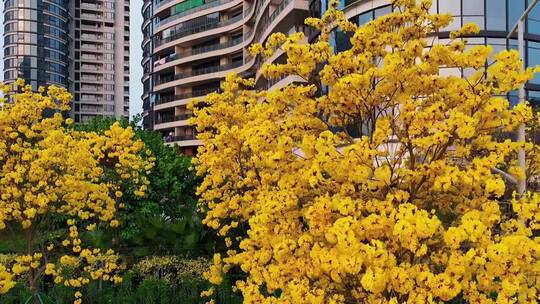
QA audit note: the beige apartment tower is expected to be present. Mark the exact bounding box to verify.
[141,0,311,155]
[71,0,131,123]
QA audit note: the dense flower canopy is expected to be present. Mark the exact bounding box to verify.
[0,80,154,303]
[192,0,540,303]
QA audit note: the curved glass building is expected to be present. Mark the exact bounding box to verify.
[142,0,540,155]
[336,0,540,106]
[3,0,70,89]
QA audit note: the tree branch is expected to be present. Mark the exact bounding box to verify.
[492,167,518,185]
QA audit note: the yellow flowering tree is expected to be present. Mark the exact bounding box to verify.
[0,80,154,303]
[192,0,540,303]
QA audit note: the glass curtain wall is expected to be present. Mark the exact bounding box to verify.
[336,0,540,107]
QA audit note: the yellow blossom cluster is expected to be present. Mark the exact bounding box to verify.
[0,80,154,303]
[192,0,540,303]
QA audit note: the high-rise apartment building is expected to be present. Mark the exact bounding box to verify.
[141,0,310,155]
[332,0,540,107]
[142,0,540,156]
[4,0,71,90]
[3,0,130,122]
[71,0,130,122]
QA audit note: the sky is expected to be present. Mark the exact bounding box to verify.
[130,1,144,117]
[0,1,145,118]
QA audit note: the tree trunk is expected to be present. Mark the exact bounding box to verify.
[29,269,40,304]
[25,230,40,304]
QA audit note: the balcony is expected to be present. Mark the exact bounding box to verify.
[268,0,292,24]
[81,55,101,60]
[155,0,227,27]
[81,2,102,10]
[80,96,103,102]
[81,13,102,19]
[155,87,220,105]
[81,65,101,71]
[81,34,101,40]
[154,37,242,67]
[164,134,197,142]
[81,44,101,50]
[156,61,243,84]
[80,105,103,113]
[155,0,176,8]
[80,86,101,91]
[80,25,103,31]
[248,0,294,44]
[81,76,102,81]
[155,14,242,47]
[155,113,192,124]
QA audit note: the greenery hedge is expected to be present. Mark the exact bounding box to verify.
[1,255,242,304]
[2,274,242,304]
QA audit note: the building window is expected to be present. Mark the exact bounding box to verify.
[528,41,540,84]
[508,0,525,31]
[358,11,372,25]
[462,0,484,29]
[374,6,391,19]
[528,0,540,35]
[438,0,461,30]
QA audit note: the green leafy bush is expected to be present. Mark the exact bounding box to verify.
[1,274,242,304]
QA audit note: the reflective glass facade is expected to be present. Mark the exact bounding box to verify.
[337,0,540,108]
[3,0,70,89]
[3,0,130,121]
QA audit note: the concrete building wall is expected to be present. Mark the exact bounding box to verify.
[142,0,310,155]
[71,0,130,123]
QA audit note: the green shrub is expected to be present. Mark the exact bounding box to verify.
[1,273,242,304]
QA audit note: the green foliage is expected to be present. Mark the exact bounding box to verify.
[1,274,243,304]
[0,231,26,254]
[75,116,215,257]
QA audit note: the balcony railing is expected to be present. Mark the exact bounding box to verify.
[269,0,291,23]
[156,113,192,124]
[80,25,103,31]
[81,65,101,71]
[156,61,243,84]
[81,2,101,9]
[155,0,176,8]
[81,44,101,50]
[244,0,293,44]
[81,13,102,19]
[154,37,242,67]
[80,106,103,112]
[156,115,174,124]
[81,87,101,91]
[155,14,242,47]
[81,34,100,40]
[81,78,102,82]
[155,87,220,105]
[165,134,197,142]
[191,36,243,54]
[81,98,103,102]
[81,55,101,60]
[156,0,227,27]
